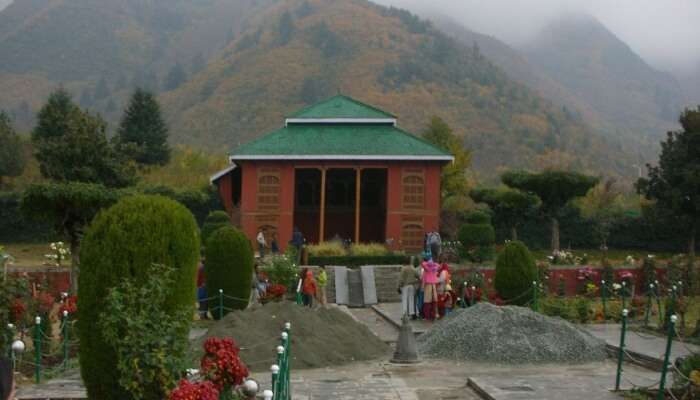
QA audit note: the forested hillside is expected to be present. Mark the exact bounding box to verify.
[0,0,635,179]
[161,0,632,178]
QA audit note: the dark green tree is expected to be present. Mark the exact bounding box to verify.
[470,187,540,240]
[637,106,700,281]
[0,111,26,188]
[277,11,295,45]
[494,240,537,306]
[21,182,125,290]
[458,210,495,262]
[115,89,170,166]
[163,63,187,91]
[422,116,471,211]
[502,170,598,251]
[32,89,134,187]
[78,195,199,400]
[205,226,253,319]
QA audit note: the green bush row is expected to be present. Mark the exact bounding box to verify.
[308,254,410,267]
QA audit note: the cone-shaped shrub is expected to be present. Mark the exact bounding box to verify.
[494,240,537,306]
[201,210,231,244]
[78,195,199,400]
[459,210,495,262]
[205,226,253,319]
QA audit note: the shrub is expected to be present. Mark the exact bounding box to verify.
[205,226,253,319]
[350,243,388,256]
[494,240,537,306]
[262,255,298,289]
[307,242,346,257]
[308,254,410,267]
[78,195,200,400]
[459,210,495,262]
[99,264,191,400]
[200,211,231,244]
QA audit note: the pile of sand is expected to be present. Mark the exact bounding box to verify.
[201,301,389,371]
[418,302,607,364]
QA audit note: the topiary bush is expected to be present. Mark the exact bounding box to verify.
[205,226,254,319]
[458,210,496,262]
[200,210,231,244]
[494,240,537,306]
[78,195,200,400]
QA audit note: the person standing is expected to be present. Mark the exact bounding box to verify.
[398,262,419,319]
[0,357,16,400]
[291,227,304,263]
[302,269,316,307]
[421,253,440,321]
[427,229,442,261]
[317,266,328,306]
[196,257,208,320]
[256,228,266,258]
[270,232,280,255]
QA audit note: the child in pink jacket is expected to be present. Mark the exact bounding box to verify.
[421,254,440,321]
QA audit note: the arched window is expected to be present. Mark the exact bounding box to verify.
[257,169,280,211]
[401,223,424,252]
[402,170,424,209]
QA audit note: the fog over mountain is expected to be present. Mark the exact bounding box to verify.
[373,0,700,76]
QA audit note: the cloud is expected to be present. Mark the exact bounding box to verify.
[373,0,700,73]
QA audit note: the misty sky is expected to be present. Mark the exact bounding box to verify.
[374,0,700,75]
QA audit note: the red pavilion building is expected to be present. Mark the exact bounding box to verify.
[211,95,453,253]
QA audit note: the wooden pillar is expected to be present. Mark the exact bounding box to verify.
[354,168,361,244]
[319,167,326,242]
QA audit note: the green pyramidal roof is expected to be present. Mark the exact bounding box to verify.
[230,96,453,162]
[288,95,396,119]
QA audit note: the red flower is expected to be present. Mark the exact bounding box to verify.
[59,295,77,316]
[169,379,219,400]
[34,291,55,314]
[10,299,26,322]
[263,284,287,300]
[200,337,249,390]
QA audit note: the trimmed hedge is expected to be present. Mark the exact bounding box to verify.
[78,195,200,400]
[205,226,253,319]
[494,241,537,306]
[459,210,495,262]
[200,211,231,245]
[0,191,53,242]
[308,254,410,267]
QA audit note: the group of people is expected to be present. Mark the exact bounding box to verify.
[256,227,306,259]
[398,252,454,321]
[297,266,327,308]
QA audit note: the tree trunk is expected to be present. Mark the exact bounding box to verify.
[510,226,518,241]
[551,217,560,252]
[69,232,81,294]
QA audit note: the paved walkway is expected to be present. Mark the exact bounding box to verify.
[584,323,699,368]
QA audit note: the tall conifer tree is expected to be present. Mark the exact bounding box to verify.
[0,111,26,188]
[115,89,170,166]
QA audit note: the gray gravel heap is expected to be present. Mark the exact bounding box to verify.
[417,302,607,363]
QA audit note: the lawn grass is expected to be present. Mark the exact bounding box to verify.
[3,243,53,267]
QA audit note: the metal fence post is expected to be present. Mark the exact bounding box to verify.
[34,316,41,384]
[644,283,653,327]
[531,281,539,312]
[270,364,279,400]
[284,322,291,400]
[62,311,69,371]
[218,289,224,320]
[601,280,607,320]
[614,309,628,391]
[275,345,285,399]
[656,314,677,400]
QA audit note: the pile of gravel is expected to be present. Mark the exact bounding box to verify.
[200,301,389,371]
[417,302,606,364]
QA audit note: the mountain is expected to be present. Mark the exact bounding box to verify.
[161,0,631,178]
[0,0,274,130]
[519,15,685,146]
[0,0,633,179]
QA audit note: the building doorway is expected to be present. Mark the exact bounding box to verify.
[293,167,387,244]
